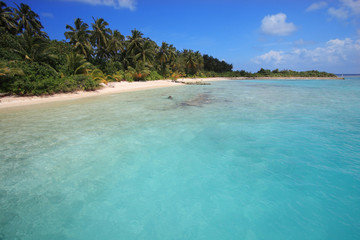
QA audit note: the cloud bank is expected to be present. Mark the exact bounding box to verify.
[253,38,360,72]
[327,0,360,20]
[341,0,360,15]
[260,13,296,36]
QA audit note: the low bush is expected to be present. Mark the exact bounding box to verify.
[145,71,163,81]
[6,74,99,96]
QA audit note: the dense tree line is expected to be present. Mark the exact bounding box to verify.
[0,1,336,96]
[0,1,221,95]
[203,54,232,73]
[204,69,336,78]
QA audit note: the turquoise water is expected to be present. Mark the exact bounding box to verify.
[1,78,360,239]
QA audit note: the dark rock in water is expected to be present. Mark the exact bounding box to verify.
[167,96,173,99]
[180,93,211,107]
[183,81,210,85]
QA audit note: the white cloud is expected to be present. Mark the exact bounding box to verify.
[260,13,297,36]
[63,0,136,10]
[306,2,328,12]
[253,38,360,72]
[341,0,360,15]
[253,50,284,64]
[328,7,349,19]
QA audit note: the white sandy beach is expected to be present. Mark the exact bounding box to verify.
[0,80,182,109]
[0,77,341,109]
[0,78,225,109]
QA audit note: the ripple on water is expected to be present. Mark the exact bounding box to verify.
[0,79,360,239]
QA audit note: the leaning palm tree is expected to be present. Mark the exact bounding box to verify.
[64,18,92,58]
[0,1,17,34]
[13,3,46,37]
[90,17,112,60]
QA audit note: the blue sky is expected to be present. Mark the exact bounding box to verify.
[5,0,360,73]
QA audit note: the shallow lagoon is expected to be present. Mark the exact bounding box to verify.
[1,78,360,239]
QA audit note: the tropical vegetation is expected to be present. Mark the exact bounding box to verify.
[0,1,337,96]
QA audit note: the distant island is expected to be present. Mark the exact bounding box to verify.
[0,1,339,96]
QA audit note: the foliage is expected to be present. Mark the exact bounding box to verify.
[9,75,98,95]
[145,70,163,81]
[64,18,92,58]
[89,69,110,84]
[11,33,57,66]
[0,61,24,77]
[125,64,150,81]
[48,40,74,72]
[0,1,17,34]
[0,31,21,60]
[203,54,232,73]
[13,2,47,37]
[90,17,111,60]
[102,60,123,75]
[65,52,92,75]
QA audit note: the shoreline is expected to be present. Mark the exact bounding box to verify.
[0,77,343,109]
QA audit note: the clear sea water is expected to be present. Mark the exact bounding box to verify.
[1,78,360,240]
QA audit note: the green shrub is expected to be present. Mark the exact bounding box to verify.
[7,74,99,96]
[0,33,22,61]
[103,61,123,75]
[145,71,163,81]
[14,61,59,80]
[124,70,134,82]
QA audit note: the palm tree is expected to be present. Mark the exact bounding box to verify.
[0,1,17,34]
[182,50,204,75]
[107,30,125,60]
[13,3,46,37]
[158,42,169,66]
[12,33,56,64]
[135,40,155,65]
[168,44,177,63]
[184,50,197,75]
[119,50,131,70]
[65,52,92,75]
[157,42,178,76]
[126,29,144,57]
[64,18,92,58]
[90,17,111,60]
[194,51,204,70]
